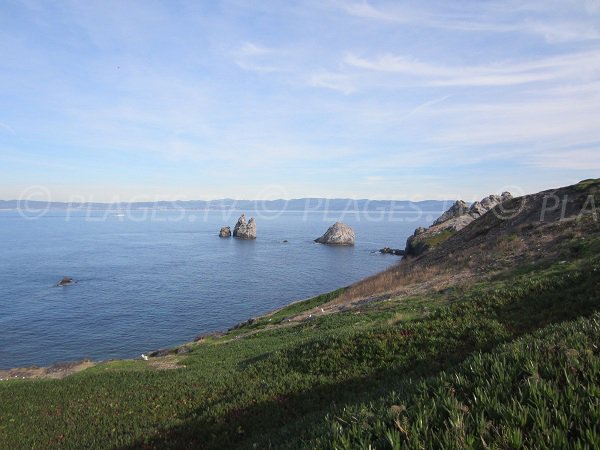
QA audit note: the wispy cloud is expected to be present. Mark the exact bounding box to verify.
[528,147,600,170]
[334,0,600,42]
[0,122,14,133]
[343,49,600,87]
[308,72,356,94]
[233,41,286,72]
[237,41,273,56]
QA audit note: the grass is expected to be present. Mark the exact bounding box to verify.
[574,178,600,191]
[422,228,457,247]
[229,288,347,334]
[317,313,600,449]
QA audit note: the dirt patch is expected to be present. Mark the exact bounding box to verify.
[0,359,95,381]
[148,357,186,371]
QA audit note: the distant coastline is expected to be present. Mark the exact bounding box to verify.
[0,198,453,212]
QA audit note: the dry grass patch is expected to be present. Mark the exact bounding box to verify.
[337,261,456,304]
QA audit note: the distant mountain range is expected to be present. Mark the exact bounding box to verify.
[0,198,453,212]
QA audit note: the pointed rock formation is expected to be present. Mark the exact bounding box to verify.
[219,226,231,238]
[232,214,257,239]
[432,200,469,226]
[315,222,355,245]
[469,192,513,219]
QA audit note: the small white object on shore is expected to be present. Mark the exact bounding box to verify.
[141,354,149,361]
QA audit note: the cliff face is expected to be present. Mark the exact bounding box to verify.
[405,192,513,257]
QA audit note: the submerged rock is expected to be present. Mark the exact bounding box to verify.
[219,226,232,238]
[379,247,405,256]
[57,277,75,286]
[232,214,257,239]
[315,222,355,245]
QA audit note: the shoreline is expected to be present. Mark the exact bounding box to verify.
[0,284,352,380]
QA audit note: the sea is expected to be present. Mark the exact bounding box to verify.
[0,208,440,369]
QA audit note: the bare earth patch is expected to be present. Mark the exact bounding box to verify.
[148,356,186,371]
[0,360,95,381]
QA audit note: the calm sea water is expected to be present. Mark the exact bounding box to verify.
[0,209,437,369]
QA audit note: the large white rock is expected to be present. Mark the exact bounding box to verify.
[315,222,355,246]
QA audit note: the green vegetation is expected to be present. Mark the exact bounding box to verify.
[575,178,600,191]
[229,288,347,334]
[421,228,456,248]
[1,181,599,449]
[320,313,600,449]
[408,228,457,256]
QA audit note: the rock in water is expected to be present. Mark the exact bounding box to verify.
[232,214,257,239]
[379,247,405,256]
[57,276,75,286]
[315,222,355,245]
[219,226,231,238]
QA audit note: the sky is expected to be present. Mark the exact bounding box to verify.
[1,0,599,202]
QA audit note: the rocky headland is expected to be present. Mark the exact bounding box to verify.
[405,192,513,257]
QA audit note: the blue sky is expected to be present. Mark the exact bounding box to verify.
[1,0,599,202]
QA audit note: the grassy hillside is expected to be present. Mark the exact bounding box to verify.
[1,179,599,449]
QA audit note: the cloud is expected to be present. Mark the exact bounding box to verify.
[238,41,273,56]
[527,147,600,170]
[343,49,600,87]
[308,72,356,94]
[233,41,286,72]
[334,0,600,42]
[0,122,14,133]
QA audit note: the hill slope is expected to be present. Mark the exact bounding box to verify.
[1,179,599,449]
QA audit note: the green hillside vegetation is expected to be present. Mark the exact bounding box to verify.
[1,179,599,449]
